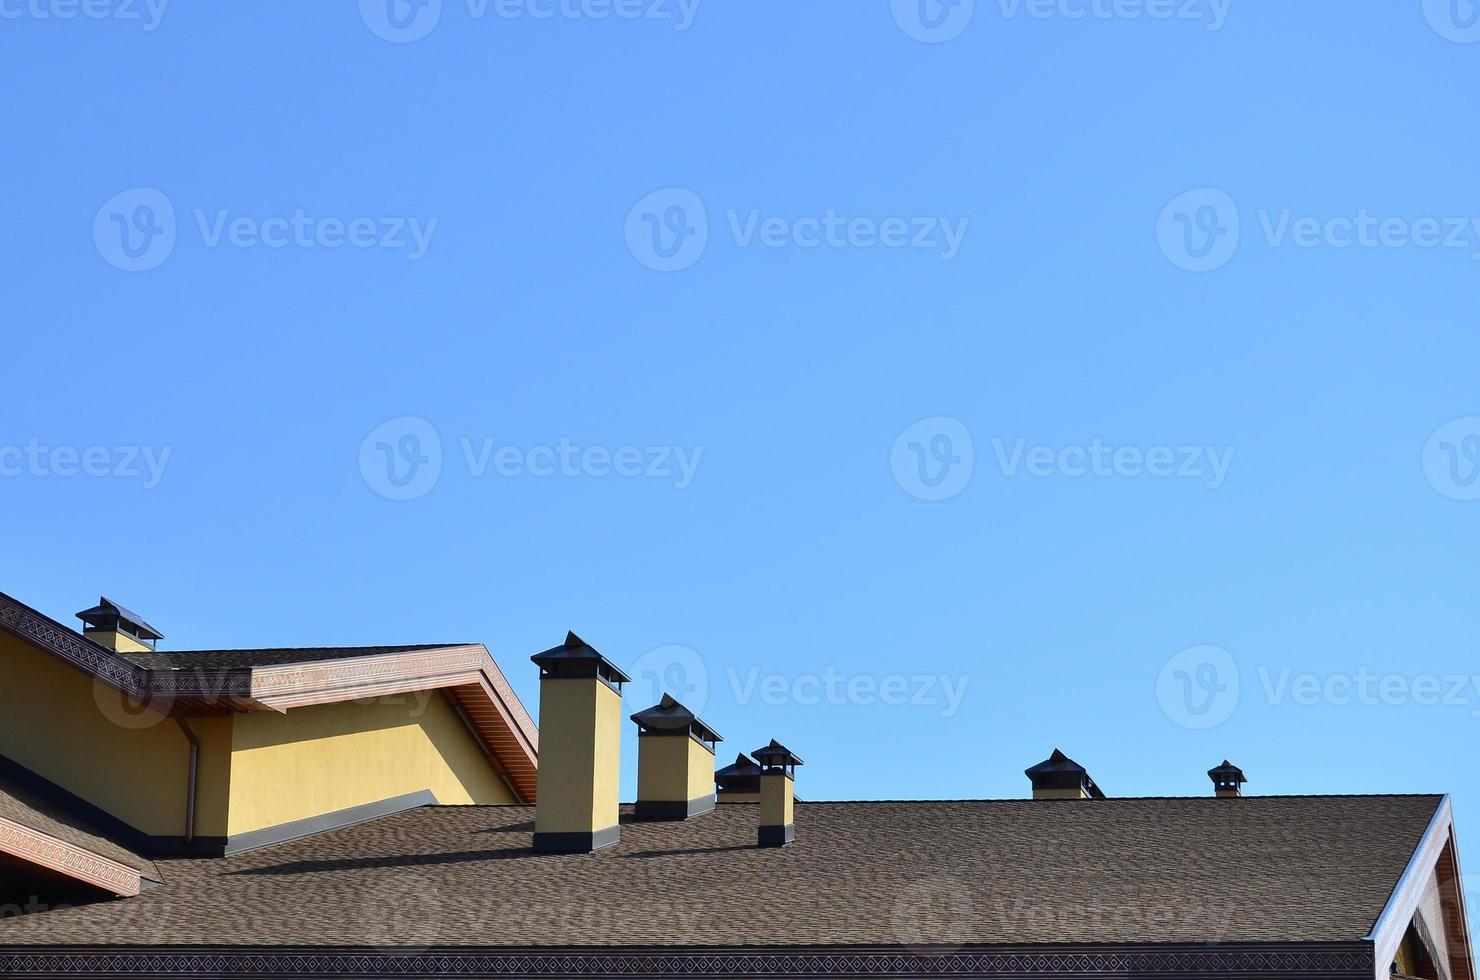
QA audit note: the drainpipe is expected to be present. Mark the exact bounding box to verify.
[172,716,199,844]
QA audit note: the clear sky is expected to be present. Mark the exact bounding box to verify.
[4,0,1480,928]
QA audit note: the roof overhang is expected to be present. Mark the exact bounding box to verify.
[0,813,141,898]
[1366,795,1475,980]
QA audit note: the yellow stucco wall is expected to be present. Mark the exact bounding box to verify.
[760,771,794,827]
[639,735,716,802]
[0,632,191,836]
[225,692,513,836]
[534,679,620,835]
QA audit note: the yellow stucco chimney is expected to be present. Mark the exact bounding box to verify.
[530,632,631,853]
[1208,759,1246,798]
[753,739,802,847]
[1025,749,1104,800]
[631,694,722,821]
[75,597,164,654]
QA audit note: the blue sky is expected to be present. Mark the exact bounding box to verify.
[5,0,1480,923]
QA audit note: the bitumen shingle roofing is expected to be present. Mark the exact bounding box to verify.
[0,795,1440,948]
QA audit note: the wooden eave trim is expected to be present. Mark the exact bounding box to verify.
[0,942,1378,978]
[1368,796,1458,980]
[0,814,140,897]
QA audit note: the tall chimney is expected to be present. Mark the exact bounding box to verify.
[753,739,803,847]
[715,753,763,803]
[530,632,631,854]
[1208,760,1247,798]
[1025,749,1104,800]
[76,598,163,654]
[631,694,722,821]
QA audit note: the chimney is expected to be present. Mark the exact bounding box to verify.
[1208,759,1246,798]
[76,597,163,654]
[715,753,763,803]
[1025,749,1105,800]
[630,694,722,821]
[529,632,631,853]
[753,739,803,847]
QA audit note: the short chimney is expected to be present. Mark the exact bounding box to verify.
[1208,759,1247,798]
[76,598,163,654]
[753,739,802,847]
[630,694,722,821]
[530,632,631,853]
[715,753,763,803]
[1025,749,1104,800]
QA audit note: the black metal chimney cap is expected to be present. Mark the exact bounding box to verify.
[1025,748,1106,798]
[715,753,763,784]
[630,693,723,744]
[531,631,632,687]
[76,597,164,644]
[752,739,804,770]
[1208,759,1247,786]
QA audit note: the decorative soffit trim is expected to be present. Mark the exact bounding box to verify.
[0,943,1377,979]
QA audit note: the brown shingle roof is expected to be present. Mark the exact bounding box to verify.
[0,795,1440,948]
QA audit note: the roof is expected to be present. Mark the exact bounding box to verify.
[116,644,465,671]
[0,795,1441,948]
[0,771,159,893]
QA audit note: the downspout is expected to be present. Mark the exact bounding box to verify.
[172,716,199,844]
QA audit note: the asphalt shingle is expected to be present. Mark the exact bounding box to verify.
[0,795,1440,948]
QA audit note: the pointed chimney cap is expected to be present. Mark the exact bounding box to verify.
[630,693,723,744]
[716,753,762,779]
[752,739,804,770]
[531,631,632,686]
[1208,759,1247,785]
[76,597,164,643]
[1025,748,1105,798]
